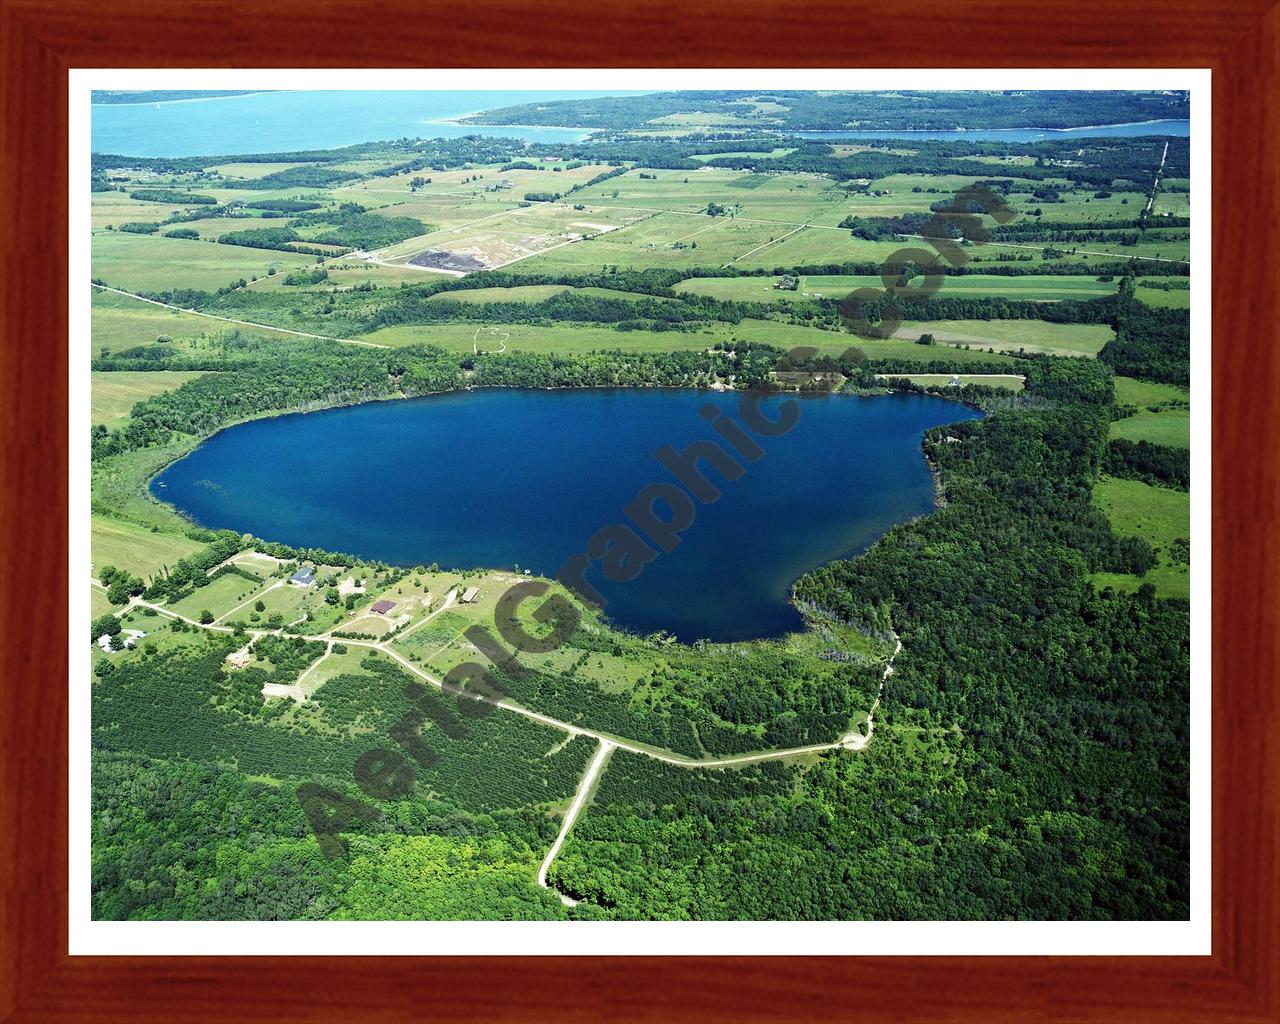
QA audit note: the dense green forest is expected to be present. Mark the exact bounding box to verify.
[552,359,1189,919]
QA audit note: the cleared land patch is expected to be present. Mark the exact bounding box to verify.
[91,370,206,426]
[1110,376,1190,448]
[890,320,1114,358]
[92,232,316,293]
[676,274,1117,304]
[877,373,1025,391]
[1091,476,1190,599]
[1135,279,1190,309]
[91,515,204,579]
[374,202,647,272]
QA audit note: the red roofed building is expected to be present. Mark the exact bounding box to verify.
[371,599,396,615]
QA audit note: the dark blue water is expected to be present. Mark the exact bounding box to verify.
[91,90,638,157]
[793,119,1190,143]
[151,389,980,641]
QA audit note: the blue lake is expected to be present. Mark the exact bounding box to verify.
[91,89,636,157]
[151,388,981,642]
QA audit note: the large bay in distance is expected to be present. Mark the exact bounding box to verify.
[90,89,625,157]
[151,389,981,641]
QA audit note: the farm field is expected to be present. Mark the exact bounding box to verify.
[429,284,571,304]
[167,572,274,622]
[890,319,1114,357]
[371,201,650,271]
[729,319,1026,363]
[92,286,309,356]
[205,161,318,180]
[1091,476,1191,599]
[1151,189,1192,218]
[1135,280,1191,308]
[159,215,285,241]
[566,167,856,222]
[92,192,193,231]
[357,320,731,354]
[91,370,205,426]
[1110,376,1191,448]
[244,259,446,292]
[93,232,317,293]
[351,161,618,199]
[91,287,226,355]
[91,514,204,579]
[332,191,519,230]
[675,273,1120,304]
[1110,409,1190,448]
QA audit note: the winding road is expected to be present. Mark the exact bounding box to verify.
[93,575,901,901]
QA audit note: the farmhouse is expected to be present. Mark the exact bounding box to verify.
[460,586,481,604]
[97,631,144,652]
[370,599,397,615]
[290,566,317,587]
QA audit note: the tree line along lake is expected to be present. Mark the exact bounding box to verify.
[150,388,982,642]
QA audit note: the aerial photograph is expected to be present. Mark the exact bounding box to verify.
[87,87,1192,922]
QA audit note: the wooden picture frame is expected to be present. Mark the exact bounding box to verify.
[1,1,1275,1019]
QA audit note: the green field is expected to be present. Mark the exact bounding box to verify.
[1092,476,1191,599]
[91,370,205,426]
[1110,376,1191,448]
[91,288,220,356]
[427,284,571,304]
[730,319,1025,363]
[206,161,318,180]
[92,232,317,293]
[91,514,204,580]
[892,320,1114,357]
[358,320,725,353]
[372,200,646,268]
[1135,279,1191,309]
[168,572,272,621]
[676,274,1118,304]
[91,286,305,356]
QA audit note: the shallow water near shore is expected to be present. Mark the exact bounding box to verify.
[151,388,982,642]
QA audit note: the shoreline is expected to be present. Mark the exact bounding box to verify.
[128,382,977,647]
[426,113,595,133]
[90,90,287,108]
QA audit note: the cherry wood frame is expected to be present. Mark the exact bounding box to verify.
[2,1,1276,1019]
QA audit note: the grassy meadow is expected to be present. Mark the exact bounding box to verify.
[1091,476,1191,599]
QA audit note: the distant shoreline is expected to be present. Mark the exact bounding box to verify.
[800,117,1187,133]
[91,91,287,108]
[426,113,594,132]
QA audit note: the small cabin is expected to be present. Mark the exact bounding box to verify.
[460,586,481,604]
